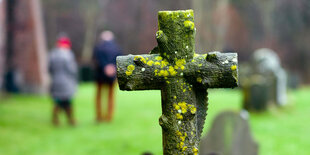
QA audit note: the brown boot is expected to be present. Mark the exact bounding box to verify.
[52,105,60,126]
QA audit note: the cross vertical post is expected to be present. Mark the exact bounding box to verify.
[117,9,238,155]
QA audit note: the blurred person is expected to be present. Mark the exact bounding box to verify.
[49,35,78,126]
[93,31,121,122]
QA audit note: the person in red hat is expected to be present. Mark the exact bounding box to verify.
[57,36,72,49]
[49,34,78,126]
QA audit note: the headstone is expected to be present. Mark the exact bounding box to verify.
[117,10,238,155]
[7,0,48,93]
[242,74,271,111]
[241,48,287,111]
[252,48,287,105]
[200,111,259,155]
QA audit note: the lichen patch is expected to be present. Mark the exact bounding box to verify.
[134,55,146,64]
[125,65,135,76]
[231,65,237,71]
[147,60,154,66]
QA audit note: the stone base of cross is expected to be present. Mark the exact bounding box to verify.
[117,9,238,155]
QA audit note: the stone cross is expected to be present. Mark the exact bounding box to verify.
[117,9,238,155]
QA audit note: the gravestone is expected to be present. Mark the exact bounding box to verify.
[117,10,238,155]
[252,48,287,106]
[200,111,258,155]
[242,48,287,111]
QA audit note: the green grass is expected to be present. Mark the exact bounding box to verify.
[0,83,309,155]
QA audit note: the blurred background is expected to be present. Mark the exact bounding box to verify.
[0,0,310,154]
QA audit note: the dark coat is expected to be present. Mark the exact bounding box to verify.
[93,40,121,83]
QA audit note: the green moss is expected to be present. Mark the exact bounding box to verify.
[184,20,195,30]
[157,10,195,62]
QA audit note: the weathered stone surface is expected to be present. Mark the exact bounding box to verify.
[117,10,238,155]
[200,111,258,155]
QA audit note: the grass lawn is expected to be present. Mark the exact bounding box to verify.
[0,83,309,155]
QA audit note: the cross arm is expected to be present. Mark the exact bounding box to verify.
[117,54,168,90]
[184,52,238,88]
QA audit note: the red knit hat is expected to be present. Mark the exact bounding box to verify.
[57,36,71,49]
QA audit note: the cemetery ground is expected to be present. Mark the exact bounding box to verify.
[0,83,309,155]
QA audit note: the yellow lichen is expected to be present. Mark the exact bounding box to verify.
[197,77,202,83]
[163,70,169,77]
[134,56,146,64]
[155,56,163,61]
[125,65,135,76]
[168,66,177,76]
[178,102,187,113]
[174,96,177,99]
[231,65,237,71]
[166,81,170,84]
[190,106,196,114]
[179,142,184,148]
[147,60,154,66]
[161,59,169,68]
[176,131,182,136]
[126,71,132,76]
[180,136,185,142]
[127,65,135,71]
[154,62,161,66]
[193,147,198,155]
[175,59,186,70]
[154,69,158,76]
[158,70,169,77]
[198,64,202,67]
[176,113,183,120]
[158,70,164,76]
[182,146,188,152]
[173,103,180,110]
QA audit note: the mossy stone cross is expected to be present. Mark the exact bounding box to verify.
[117,9,238,155]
